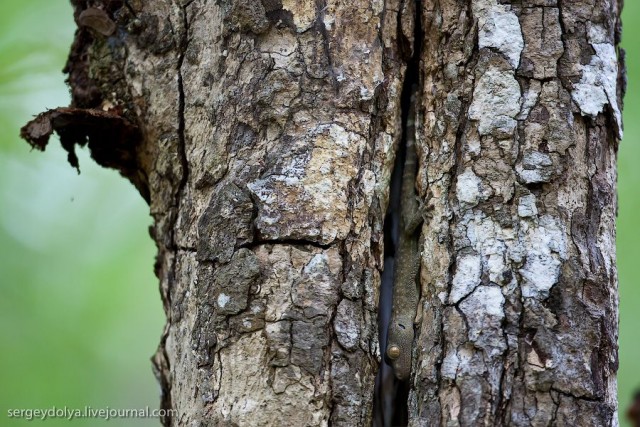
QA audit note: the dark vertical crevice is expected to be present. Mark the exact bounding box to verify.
[374,0,423,426]
[156,3,192,426]
[174,5,190,232]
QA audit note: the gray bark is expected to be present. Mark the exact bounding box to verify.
[413,1,622,425]
[21,0,623,425]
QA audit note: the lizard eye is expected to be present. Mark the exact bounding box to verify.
[397,322,406,330]
[387,345,401,360]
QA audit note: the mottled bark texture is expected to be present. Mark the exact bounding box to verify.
[414,0,622,425]
[33,0,407,425]
[21,0,622,425]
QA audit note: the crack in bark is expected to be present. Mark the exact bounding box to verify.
[38,0,620,424]
[241,239,334,251]
[375,1,423,425]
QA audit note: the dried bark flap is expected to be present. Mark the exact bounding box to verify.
[20,107,149,202]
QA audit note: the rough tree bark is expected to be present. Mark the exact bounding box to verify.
[21,0,623,425]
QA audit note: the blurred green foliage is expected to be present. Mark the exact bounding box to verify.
[0,1,163,426]
[0,1,638,426]
[618,1,640,425]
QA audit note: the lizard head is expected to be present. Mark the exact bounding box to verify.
[385,317,414,381]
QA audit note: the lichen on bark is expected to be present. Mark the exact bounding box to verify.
[21,0,623,425]
[413,0,621,425]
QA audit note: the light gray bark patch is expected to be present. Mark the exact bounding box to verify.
[518,79,541,120]
[248,123,365,244]
[517,194,538,218]
[469,65,521,137]
[271,364,301,394]
[191,249,261,366]
[570,25,623,138]
[459,285,506,356]
[458,375,488,423]
[456,168,486,208]
[341,266,365,300]
[473,0,524,69]
[519,215,566,299]
[292,253,341,318]
[216,331,329,426]
[449,253,482,304]
[334,299,363,351]
[516,151,554,184]
[253,245,342,378]
[522,81,574,155]
[197,182,254,263]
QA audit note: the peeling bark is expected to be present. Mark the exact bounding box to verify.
[21,0,622,425]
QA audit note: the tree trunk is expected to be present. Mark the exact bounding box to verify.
[413,1,622,425]
[21,0,623,425]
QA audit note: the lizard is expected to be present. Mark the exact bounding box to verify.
[385,88,424,381]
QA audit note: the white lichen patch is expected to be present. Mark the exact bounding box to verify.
[248,123,366,244]
[459,286,506,355]
[217,293,230,308]
[441,344,474,381]
[463,213,514,285]
[459,212,566,308]
[516,151,553,184]
[465,285,504,316]
[465,133,481,157]
[518,194,538,218]
[441,347,460,380]
[518,80,541,120]
[456,168,484,208]
[473,0,524,69]
[469,66,521,137]
[322,12,335,31]
[449,253,482,303]
[571,25,623,139]
[519,215,567,298]
[333,299,362,351]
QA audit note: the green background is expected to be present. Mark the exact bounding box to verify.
[0,1,638,426]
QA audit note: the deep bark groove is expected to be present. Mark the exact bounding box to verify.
[376,0,424,425]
